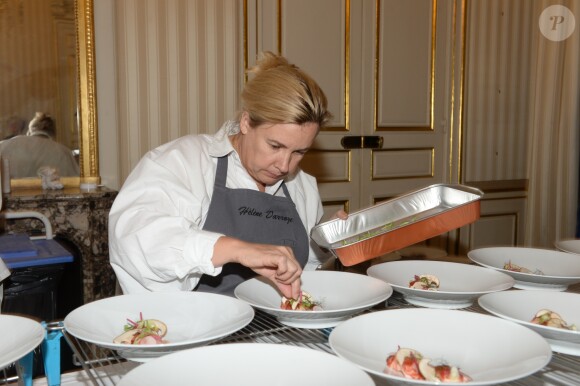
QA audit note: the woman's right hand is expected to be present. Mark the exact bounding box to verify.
[212,237,302,299]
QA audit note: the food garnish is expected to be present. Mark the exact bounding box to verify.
[503,261,544,275]
[113,312,168,345]
[530,309,577,331]
[281,291,322,311]
[385,347,471,383]
[409,274,440,291]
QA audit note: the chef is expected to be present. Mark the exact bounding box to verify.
[109,51,345,299]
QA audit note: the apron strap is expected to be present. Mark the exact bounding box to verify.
[214,156,228,188]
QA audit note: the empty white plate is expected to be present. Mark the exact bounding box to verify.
[555,238,580,255]
[367,260,514,309]
[117,343,374,386]
[234,270,392,328]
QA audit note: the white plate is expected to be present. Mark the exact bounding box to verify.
[479,290,580,356]
[555,239,580,255]
[0,315,45,370]
[64,292,254,362]
[468,247,580,291]
[234,270,392,328]
[366,260,514,309]
[117,343,374,386]
[329,309,552,385]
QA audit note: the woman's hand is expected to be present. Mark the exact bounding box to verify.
[212,237,302,298]
[331,209,349,220]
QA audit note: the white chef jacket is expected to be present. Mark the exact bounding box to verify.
[109,121,330,294]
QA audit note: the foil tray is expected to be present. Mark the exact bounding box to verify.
[311,184,483,266]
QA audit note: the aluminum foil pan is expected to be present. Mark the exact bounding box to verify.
[311,184,483,266]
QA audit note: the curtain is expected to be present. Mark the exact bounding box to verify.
[525,1,580,246]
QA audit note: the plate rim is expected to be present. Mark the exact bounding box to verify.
[0,314,45,370]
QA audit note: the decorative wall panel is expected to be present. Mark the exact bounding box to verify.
[114,0,243,181]
[463,0,532,182]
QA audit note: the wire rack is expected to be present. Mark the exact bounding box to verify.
[4,290,580,386]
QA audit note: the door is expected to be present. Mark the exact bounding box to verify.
[247,0,452,213]
[246,0,454,214]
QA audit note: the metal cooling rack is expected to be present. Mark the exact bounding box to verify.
[4,286,580,386]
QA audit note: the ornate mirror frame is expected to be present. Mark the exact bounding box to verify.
[12,0,99,189]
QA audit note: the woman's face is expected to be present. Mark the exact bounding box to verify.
[235,112,319,190]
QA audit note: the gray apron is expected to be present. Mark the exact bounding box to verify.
[195,155,309,295]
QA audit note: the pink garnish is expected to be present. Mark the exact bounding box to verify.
[126,318,138,327]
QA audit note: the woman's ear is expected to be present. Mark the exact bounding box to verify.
[239,111,250,134]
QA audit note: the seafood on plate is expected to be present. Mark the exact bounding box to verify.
[385,347,471,383]
[530,309,577,331]
[503,261,544,275]
[281,291,323,311]
[113,313,168,345]
[409,274,440,291]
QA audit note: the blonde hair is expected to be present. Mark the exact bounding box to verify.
[27,112,56,138]
[241,51,332,129]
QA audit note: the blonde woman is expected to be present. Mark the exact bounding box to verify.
[110,52,346,298]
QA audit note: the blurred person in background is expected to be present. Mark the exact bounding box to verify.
[0,112,79,178]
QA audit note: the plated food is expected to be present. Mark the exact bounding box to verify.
[479,290,580,356]
[234,270,392,328]
[116,343,374,386]
[0,315,45,370]
[329,308,552,385]
[64,292,254,362]
[409,274,440,291]
[503,261,544,275]
[468,247,580,291]
[385,347,471,383]
[113,314,168,345]
[280,291,322,311]
[530,309,576,331]
[367,260,514,309]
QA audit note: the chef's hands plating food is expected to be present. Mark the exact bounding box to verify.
[385,347,471,383]
[113,313,168,345]
[281,290,322,311]
[212,236,303,299]
[531,309,577,330]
